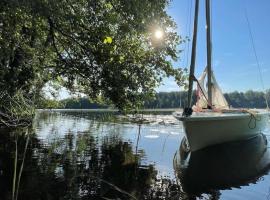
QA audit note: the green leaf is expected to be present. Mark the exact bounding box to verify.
[119,56,124,63]
[103,36,113,44]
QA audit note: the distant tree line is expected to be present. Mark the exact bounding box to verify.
[37,97,108,109]
[224,90,269,108]
[61,98,108,109]
[39,90,270,109]
[144,90,270,109]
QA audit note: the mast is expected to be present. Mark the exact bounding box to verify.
[206,0,212,108]
[187,0,199,109]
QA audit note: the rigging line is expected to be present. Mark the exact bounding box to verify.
[183,0,191,67]
[210,0,213,71]
[186,0,193,68]
[180,0,192,108]
[184,0,193,108]
[243,0,269,109]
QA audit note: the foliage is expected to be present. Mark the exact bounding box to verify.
[0,0,54,96]
[36,98,64,109]
[61,97,108,109]
[224,90,269,108]
[0,91,35,127]
[0,0,186,112]
[144,90,270,109]
[144,91,194,109]
[50,90,270,109]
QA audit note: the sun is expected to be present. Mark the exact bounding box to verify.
[154,30,164,39]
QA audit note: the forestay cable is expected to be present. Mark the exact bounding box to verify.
[243,0,269,109]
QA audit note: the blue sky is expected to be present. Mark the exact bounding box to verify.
[158,0,270,93]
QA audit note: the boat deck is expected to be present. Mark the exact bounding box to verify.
[173,109,270,121]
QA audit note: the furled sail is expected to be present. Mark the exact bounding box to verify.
[193,68,229,110]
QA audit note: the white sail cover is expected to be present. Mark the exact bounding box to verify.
[194,68,229,110]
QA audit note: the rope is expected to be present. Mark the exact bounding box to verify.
[179,0,193,109]
[242,109,262,129]
[243,1,269,110]
[221,109,262,129]
[185,0,193,68]
[182,0,194,110]
[192,75,212,108]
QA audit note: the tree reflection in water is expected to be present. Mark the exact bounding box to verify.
[0,111,183,200]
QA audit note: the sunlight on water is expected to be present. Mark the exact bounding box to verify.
[144,135,160,139]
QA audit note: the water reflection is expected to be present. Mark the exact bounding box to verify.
[174,134,270,198]
[0,111,182,200]
[1,111,270,200]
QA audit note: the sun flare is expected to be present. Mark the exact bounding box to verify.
[154,30,164,39]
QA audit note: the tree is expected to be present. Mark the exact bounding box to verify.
[0,0,185,113]
[0,0,54,96]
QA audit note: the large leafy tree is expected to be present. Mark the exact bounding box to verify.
[0,0,185,110]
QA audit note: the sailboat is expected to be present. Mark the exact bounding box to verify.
[173,0,270,152]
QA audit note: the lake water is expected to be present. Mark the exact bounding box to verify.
[0,110,270,200]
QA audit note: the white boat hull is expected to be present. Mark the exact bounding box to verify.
[174,110,270,152]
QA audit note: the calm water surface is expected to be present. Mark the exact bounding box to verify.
[0,110,270,200]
